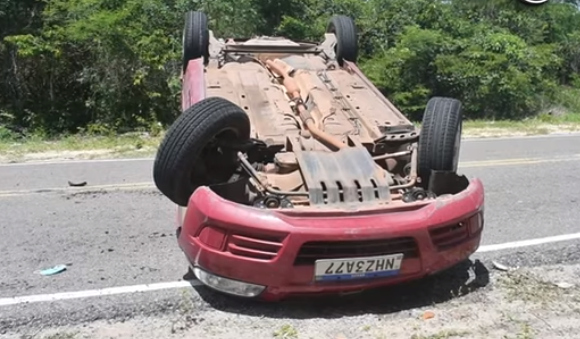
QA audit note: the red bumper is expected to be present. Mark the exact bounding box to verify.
[178,179,485,300]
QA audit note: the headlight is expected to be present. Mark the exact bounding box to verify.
[468,212,484,235]
[193,267,266,298]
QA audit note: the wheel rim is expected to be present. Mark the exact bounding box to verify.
[190,127,241,186]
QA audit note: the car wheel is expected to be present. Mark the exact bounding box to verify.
[153,97,251,206]
[326,15,359,66]
[182,11,209,72]
[417,96,463,188]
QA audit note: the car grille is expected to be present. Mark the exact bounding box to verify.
[227,233,285,260]
[429,222,469,251]
[294,237,419,265]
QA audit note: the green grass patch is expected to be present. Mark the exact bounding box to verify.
[0,131,163,160]
[409,330,471,339]
[497,270,577,305]
[2,111,580,161]
[273,324,298,338]
[461,112,580,136]
[40,332,78,339]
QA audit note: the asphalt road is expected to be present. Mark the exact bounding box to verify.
[1,134,580,333]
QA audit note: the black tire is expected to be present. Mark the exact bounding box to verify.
[153,97,251,206]
[417,97,463,188]
[517,0,547,6]
[326,15,359,65]
[182,11,209,72]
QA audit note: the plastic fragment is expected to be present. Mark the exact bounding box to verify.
[492,260,510,271]
[68,181,87,187]
[40,264,67,276]
[555,282,575,289]
[422,310,435,320]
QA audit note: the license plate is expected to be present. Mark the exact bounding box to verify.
[314,253,404,281]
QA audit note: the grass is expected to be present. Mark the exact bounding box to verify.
[508,323,535,339]
[0,132,163,153]
[2,112,580,161]
[461,112,580,136]
[40,332,78,339]
[460,86,580,135]
[496,270,570,304]
[0,131,163,161]
[409,330,471,339]
[273,324,298,338]
[19,331,79,339]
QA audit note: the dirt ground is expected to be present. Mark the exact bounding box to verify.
[4,262,580,339]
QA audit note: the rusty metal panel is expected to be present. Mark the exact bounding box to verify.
[325,68,414,140]
[237,69,277,136]
[294,147,391,206]
[206,63,300,143]
[203,54,415,148]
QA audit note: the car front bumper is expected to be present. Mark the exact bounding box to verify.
[177,178,485,301]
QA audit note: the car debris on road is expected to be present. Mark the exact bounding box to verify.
[152,12,486,301]
[67,181,87,187]
[491,260,519,272]
[39,264,67,276]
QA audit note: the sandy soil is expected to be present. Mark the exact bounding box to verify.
[4,263,580,339]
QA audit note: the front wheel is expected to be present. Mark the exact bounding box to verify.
[417,97,463,187]
[153,97,251,206]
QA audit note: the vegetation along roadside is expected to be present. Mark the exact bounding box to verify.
[2,0,580,161]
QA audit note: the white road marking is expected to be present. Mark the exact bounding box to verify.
[1,232,580,307]
[476,232,580,253]
[0,281,202,306]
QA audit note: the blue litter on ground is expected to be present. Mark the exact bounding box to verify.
[40,264,67,276]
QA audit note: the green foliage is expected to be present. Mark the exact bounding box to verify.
[0,0,579,136]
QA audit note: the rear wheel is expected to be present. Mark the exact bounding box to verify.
[417,97,463,188]
[182,11,209,72]
[153,97,251,206]
[326,15,359,65]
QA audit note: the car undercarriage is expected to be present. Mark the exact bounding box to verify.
[153,13,468,211]
[150,12,484,300]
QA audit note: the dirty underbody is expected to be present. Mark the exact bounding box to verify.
[202,52,468,209]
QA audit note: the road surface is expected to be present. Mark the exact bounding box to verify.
[1,134,580,337]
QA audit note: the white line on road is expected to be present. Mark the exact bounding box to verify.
[476,232,580,253]
[0,281,202,306]
[1,232,580,307]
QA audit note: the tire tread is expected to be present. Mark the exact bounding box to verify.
[417,97,463,186]
[153,97,250,206]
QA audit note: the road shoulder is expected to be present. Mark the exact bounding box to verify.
[2,259,579,339]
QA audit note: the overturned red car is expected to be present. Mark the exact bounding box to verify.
[152,12,485,301]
